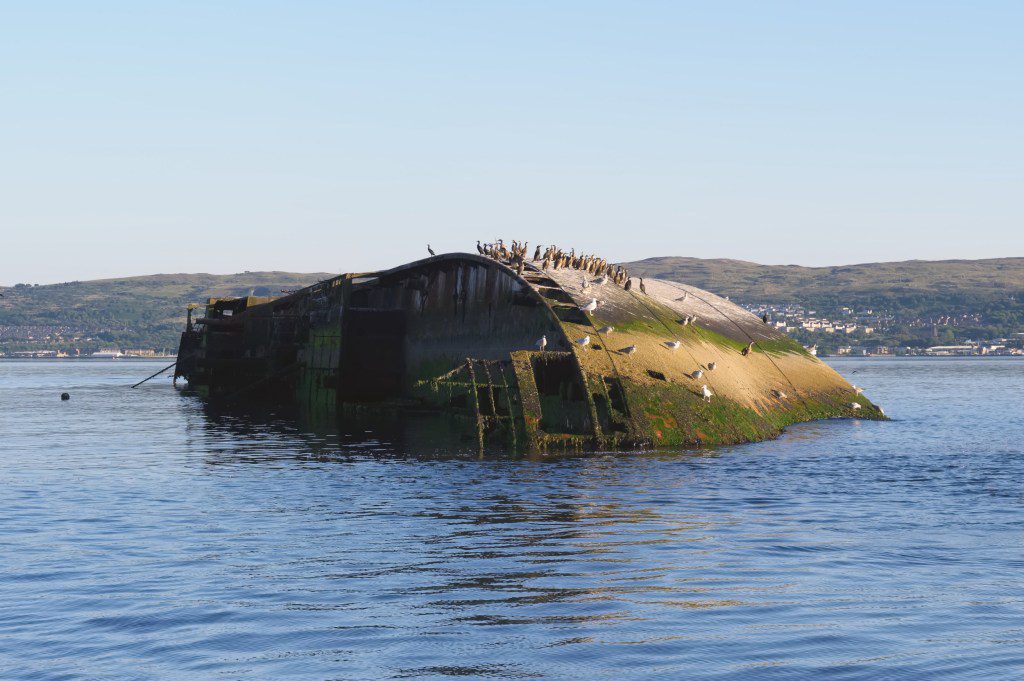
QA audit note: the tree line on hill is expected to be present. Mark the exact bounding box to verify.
[1,258,1022,354]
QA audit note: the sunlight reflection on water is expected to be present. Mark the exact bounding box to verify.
[1,358,1023,679]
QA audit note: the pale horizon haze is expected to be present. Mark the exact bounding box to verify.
[2,2,1022,286]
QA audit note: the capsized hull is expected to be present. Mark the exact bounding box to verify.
[175,253,882,451]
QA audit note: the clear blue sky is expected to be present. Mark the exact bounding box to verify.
[2,2,1021,285]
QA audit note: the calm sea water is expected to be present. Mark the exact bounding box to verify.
[1,358,1023,680]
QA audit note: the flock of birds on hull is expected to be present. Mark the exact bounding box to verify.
[428,242,871,412]
[465,240,743,406]
[465,238,720,405]
[473,239,638,288]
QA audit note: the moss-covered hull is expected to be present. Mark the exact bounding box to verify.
[176,253,883,452]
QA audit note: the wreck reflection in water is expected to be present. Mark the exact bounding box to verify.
[3,359,1024,678]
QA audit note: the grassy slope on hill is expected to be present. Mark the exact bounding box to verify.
[3,258,1024,352]
[625,257,1024,346]
[625,257,1024,307]
[0,272,332,350]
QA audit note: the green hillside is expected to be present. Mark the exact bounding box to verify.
[0,272,332,352]
[624,257,1024,306]
[625,257,1024,349]
[2,258,1023,354]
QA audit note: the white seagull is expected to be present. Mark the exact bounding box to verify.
[576,335,591,346]
[665,340,681,350]
[707,362,717,371]
[853,386,864,394]
[580,298,599,313]
[620,345,637,355]
[849,402,862,410]
[598,326,614,334]
[690,369,704,380]
[536,335,547,351]
[773,389,788,399]
[700,385,713,403]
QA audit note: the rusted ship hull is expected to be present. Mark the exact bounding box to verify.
[175,253,881,451]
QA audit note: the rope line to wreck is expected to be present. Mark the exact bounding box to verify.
[129,361,178,389]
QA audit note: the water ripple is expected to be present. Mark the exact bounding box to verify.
[1,358,1023,679]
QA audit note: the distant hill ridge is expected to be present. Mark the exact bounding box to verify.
[624,257,1024,303]
[0,271,332,351]
[2,258,1022,351]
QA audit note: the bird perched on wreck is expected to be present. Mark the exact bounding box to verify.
[741,341,755,356]
[427,244,436,256]
[536,335,547,351]
[533,245,542,261]
[700,385,713,403]
[581,277,590,290]
[624,278,633,291]
[580,298,599,313]
[639,278,646,294]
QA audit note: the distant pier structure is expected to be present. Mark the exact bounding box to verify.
[175,249,880,451]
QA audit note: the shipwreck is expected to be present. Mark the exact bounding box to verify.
[175,245,882,451]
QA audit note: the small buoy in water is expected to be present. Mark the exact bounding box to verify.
[60,393,70,401]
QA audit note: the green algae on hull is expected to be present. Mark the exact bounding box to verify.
[175,252,884,453]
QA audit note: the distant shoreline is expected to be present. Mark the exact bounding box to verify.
[0,356,177,361]
[823,354,1022,359]
[3,355,1021,362]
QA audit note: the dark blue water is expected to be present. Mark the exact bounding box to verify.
[1,358,1023,679]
